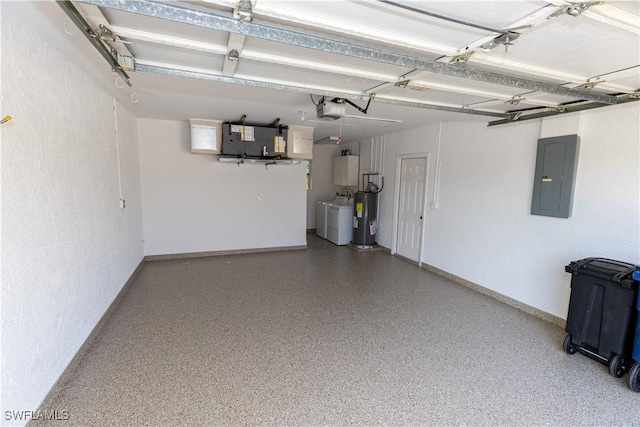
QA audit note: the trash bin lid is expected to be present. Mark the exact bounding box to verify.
[566,258,639,287]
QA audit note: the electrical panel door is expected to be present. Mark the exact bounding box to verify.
[531,134,580,218]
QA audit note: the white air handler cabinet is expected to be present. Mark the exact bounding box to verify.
[333,155,358,186]
[286,125,314,160]
[190,119,222,154]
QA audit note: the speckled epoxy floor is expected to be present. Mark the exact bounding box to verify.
[36,235,640,426]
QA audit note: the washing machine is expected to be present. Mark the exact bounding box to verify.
[315,201,328,239]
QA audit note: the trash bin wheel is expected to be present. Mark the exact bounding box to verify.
[609,354,629,378]
[628,362,640,392]
[563,334,577,355]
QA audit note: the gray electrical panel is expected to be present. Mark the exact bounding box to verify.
[531,134,580,218]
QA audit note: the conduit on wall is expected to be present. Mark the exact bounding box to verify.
[431,123,442,210]
[113,98,125,208]
[370,135,385,178]
[370,135,385,230]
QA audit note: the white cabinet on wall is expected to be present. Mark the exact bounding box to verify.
[190,119,222,154]
[286,125,314,160]
[333,155,359,186]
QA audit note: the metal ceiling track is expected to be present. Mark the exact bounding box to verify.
[78,0,618,105]
[56,0,131,86]
[135,63,510,119]
[487,94,640,126]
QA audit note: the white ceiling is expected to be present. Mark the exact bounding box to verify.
[6,0,640,142]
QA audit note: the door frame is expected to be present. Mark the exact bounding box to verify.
[391,153,430,266]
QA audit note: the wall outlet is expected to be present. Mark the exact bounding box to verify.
[119,199,126,209]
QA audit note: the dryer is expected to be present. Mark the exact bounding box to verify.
[326,198,353,246]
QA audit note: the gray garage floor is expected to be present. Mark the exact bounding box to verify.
[35,235,640,426]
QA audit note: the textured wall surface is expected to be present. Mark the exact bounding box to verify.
[1,13,143,424]
[376,103,639,319]
[138,119,307,255]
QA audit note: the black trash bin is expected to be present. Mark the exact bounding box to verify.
[563,258,639,377]
[627,270,640,392]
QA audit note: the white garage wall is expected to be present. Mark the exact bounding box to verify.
[138,119,307,255]
[376,103,640,319]
[1,13,143,425]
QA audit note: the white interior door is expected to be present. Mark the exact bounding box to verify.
[396,157,427,261]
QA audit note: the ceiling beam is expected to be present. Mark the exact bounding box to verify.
[77,0,619,105]
[134,62,511,119]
